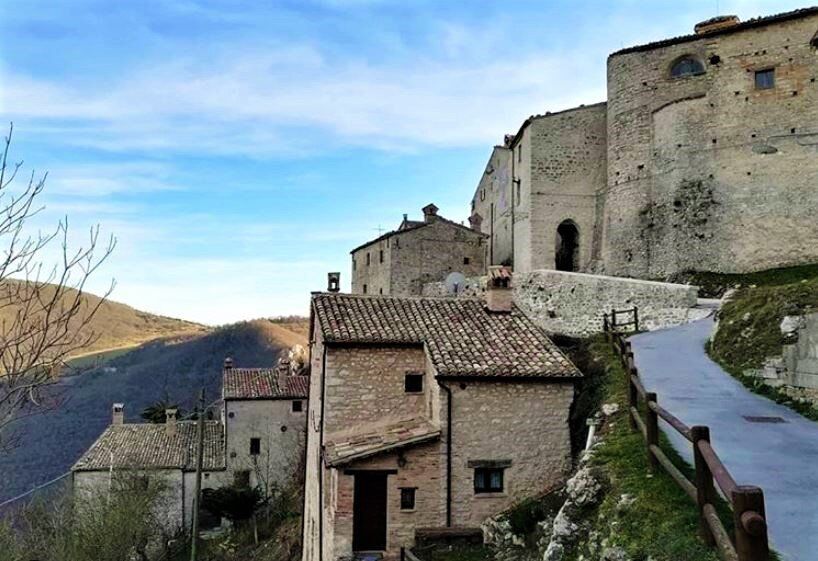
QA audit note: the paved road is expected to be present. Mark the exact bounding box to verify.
[630,317,818,561]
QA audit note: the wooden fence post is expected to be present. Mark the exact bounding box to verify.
[733,486,769,561]
[603,314,609,339]
[692,426,716,546]
[611,308,617,330]
[645,392,659,470]
[628,368,638,430]
[633,307,640,332]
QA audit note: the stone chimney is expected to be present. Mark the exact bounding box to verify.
[694,15,740,35]
[327,272,341,293]
[165,408,177,437]
[224,357,234,371]
[112,403,124,425]
[469,213,483,232]
[486,266,513,313]
[422,203,439,223]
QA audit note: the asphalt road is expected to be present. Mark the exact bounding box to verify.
[630,317,818,561]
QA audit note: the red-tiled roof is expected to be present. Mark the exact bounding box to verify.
[223,369,309,400]
[312,293,581,379]
[324,417,440,466]
[72,421,224,472]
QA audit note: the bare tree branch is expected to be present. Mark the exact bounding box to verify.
[0,123,117,452]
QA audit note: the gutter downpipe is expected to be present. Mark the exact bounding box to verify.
[318,345,327,561]
[437,380,453,527]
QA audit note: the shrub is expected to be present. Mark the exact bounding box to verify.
[202,484,264,523]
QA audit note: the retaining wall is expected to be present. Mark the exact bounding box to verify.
[423,269,702,337]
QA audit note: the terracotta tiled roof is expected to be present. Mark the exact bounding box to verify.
[72,421,225,472]
[312,293,580,379]
[610,7,818,56]
[223,368,309,400]
[324,417,440,466]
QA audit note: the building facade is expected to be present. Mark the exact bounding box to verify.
[351,204,487,296]
[72,363,309,532]
[472,8,818,278]
[302,271,581,561]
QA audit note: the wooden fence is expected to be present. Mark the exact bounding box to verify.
[604,322,769,561]
[603,306,639,332]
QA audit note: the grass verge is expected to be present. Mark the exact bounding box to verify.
[668,263,818,298]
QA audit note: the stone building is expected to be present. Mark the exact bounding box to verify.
[301,269,581,561]
[472,7,818,278]
[351,203,487,296]
[72,363,309,532]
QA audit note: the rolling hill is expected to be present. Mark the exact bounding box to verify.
[0,319,306,504]
[0,281,207,361]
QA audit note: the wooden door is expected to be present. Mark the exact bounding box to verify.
[352,471,388,551]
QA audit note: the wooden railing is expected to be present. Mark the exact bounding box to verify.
[605,326,769,561]
[603,306,639,332]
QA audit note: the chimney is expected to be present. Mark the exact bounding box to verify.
[165,408,178,437]
[694,15,740,35]
[327,272,341,293]
[422,203,439,223]
[469,213,483,232]
[224,357,234,371]
[486,266,513,313]
[112,403,124,425]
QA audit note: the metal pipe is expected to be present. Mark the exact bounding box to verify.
[437,380,453,527]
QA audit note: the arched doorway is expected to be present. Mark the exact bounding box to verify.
[555,220,579,272]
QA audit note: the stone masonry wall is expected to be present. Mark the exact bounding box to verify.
[472,146,514,267]
[323,346,431,432]
[604,13,818,277]
[443,380,574,526]
[423,270,701,337]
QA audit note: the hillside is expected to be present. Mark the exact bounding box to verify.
[0,280,206,360]
[0,320,305,504]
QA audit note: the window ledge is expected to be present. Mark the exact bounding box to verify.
[400,509,416,513]
[474,492,507,499]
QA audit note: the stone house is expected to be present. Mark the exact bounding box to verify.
[351,203,487,297]
[302,268,581,561]
[472,7,818,278]
[72,363,309,532]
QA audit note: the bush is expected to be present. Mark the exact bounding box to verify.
[202,484,264,523]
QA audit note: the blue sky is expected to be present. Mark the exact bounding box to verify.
[0,0,807,324]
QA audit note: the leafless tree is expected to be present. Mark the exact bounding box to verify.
[0,123,116,452]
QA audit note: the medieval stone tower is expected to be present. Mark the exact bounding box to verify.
[472,8,818,279]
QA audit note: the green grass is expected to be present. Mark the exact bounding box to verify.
[576,337,734,561]
[668,263,818,298]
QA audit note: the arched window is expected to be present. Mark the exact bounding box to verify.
[670,56,705,78]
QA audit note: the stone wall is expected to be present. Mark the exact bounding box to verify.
[472,146,514,267]
[224,397,306,492]
[443,380,574,526]
[423,270,702,337]
[604,13,818,277]
[323,346,432,431]
[784,312,818,389]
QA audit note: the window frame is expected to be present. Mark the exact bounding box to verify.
[404,372,424,393]
[670,56,705,79]
[292,400,303,413]
[250,437,261,456]
[755,68,775,90]
[400,487,417,511]
[473,467,505,494]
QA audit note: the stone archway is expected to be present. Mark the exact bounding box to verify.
[555,220,580,272]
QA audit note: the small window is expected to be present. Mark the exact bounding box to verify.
[234,470,250,487]
[292,400,303,413]
[250,437,261,456]
[379,288,383,295]
[379,250,384,263]
[400,488,416,510]
[366,253,371,266]
[352,258,356,271]
[670,56,705,78]
[404,373,423,393]
[363,284,368,294]
[474,468,504,494]
[480,189,485,202]
[755,68,775,90]
[463,257,470,265]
